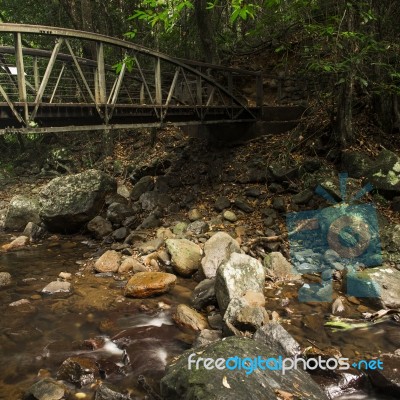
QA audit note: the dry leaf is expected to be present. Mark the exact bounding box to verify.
[222,376,231,389]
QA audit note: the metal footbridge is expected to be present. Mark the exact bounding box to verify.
[0,24,263,134]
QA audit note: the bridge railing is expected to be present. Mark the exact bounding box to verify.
[0,24,263,133]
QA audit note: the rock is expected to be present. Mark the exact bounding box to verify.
[223,210,237,222]
[4,195,41,231]
[292,189,314,205]
[214,196,231,211]
[94,250,121,273]
[188,208,202,222]
[381,224,400,261]
[244,187,261,198]
[272,196,286,211]
[87,216,113,238]
[112,227,129,241]
[365,149,400,197]
[172,222,188,236]
[95,384,131,400]
[187,220,209,235]
[264,252,301,280]
[156,227,174,240]
[366,267,400,308]
[341,151,372,179]
[59,272,72,280]
[118,257,147,274]
[124,272,177,298]
[2,235,29,251]
[42,281,71,294]
[368,351,400,396]
[139,191,171,211]
[234,198,254,213]
[39,170,116,232]
[122,215,140,230]
[117,184,130,199]
[107,203,134,226]
[260,207,278,219]
[24,377,65,400]
[22,222,46,241]
[191,279,216,310]
[173,304,209,331]
[166,239,202,277]
[201,232,241,279]
[137,212,162,229]
[160,336,329,400]
[254,322,301,357]
[0,272,12,287]
[215,253,265,313]
[130,176,154,201]
[56,356,99,387]
[269,162,299,182]
[135,238,164,254]
[193,329,222,348]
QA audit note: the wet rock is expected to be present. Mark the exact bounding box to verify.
[94,250,121,273]
[56,356,99,387]
[264,252,301,280]
[223,210,237,222]
[0,271,11,287]
[39,169,116,232]
[188,208,202,222]
[366,267,400,308]
[166,239,202,277]
[118,257,147,274]
[107,203,134,226]
[191,278,216,310]
[87,216,113,238]
[234,198,254,213]
[254,322,301,357]
[214,196,231,211]
[186,220,209,235]
[160,336,329,400]
[24,377,65,400]
[124,272,176,297]
[341,151,372,179]
[130,176,154,201]
[59,272,72,280]
[215,253,265,313]
[135,238,164,254]
[201,232,241,279]
[368,351,400,396]
[9,298,31,307]
[42,281,71,294]
[173,304,209,331]
[112,227,128,241]
[23,222,46,241]
[95,384,131,400]
[193,329,222,348]
[4,195,41,231]
[2,235,29,251]
[292,189,314,205]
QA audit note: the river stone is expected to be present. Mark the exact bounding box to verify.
[42,281,71,294]
[124,272,176,298]
[223,210,237,222]
[95,384,131,400]
[87,216,113,238]
[201,232,241,279]
[215,252,265,313]
[139,191,171,211]
[365,267,400,308]
[193,329,222,348]
[160,336,329,400]
[0,272,11,287]
[165,239,202,276]
[25,377,65,400]
[94,250,121,273]
[1,235,29,251]
[135,238,164,254]
[254,322,301,357]
[292,189,314,205]
[23,221,46,241]
[365,149,400,197]
[173,304,209,331]
[4,195,41,231]
[39,169,116,232]
[56,356,99,387]
[368,351,400,396]
[188,208,202,222]
[263,252,301,280]
[130,176,154,201]
[107,202,134,226]
[214,196,231,211]
[187,220,209,235]
[118,257,147,274]
[191,278,216,310]
[234,197,254,213]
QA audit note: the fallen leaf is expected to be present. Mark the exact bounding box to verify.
[222,376,231,389]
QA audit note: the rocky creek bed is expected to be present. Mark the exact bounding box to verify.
[1,132,400,399]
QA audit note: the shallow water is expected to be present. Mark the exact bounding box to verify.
[0,233,398,399]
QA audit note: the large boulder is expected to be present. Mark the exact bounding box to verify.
[39,170,116,232]
[365,149,400,197]
[4,195,40,231]
[166,239,202,277]
[201,232,241,279]
[215,253,265,313]
[160,337,328,400]
[124,272,177,298]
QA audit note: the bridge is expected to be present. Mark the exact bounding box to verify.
[0,24,264,135]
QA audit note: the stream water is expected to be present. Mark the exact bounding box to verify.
[0,233,398,399]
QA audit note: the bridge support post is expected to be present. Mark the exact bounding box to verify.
[155,57,162,105]
[14,33,28,125]
[95,42,106,104]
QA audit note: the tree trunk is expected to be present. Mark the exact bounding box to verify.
[336,74,354,147]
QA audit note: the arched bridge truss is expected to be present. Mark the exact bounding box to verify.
[0,24,263,134]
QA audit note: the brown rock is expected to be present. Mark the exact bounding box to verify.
[118,257,147,274]
[173,304,209,331]
[2,235,29,251]
[124,272,177,298]
[94,250,121,273]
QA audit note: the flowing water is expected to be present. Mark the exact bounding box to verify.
[0,233,398,399]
